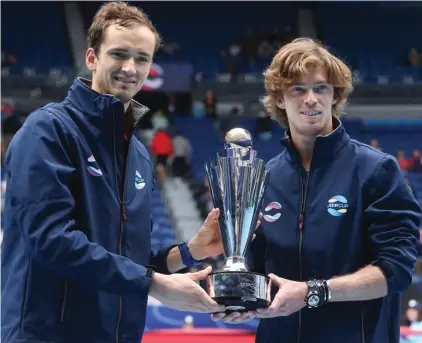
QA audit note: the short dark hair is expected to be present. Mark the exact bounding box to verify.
[86,1,162,55]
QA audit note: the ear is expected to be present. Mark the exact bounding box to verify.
[277,102,285,109]
[86,48,97,72]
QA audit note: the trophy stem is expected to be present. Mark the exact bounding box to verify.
[223,256,248,272]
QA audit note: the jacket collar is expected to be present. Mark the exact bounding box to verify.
[65,77,150,124]
[280,117,349,167]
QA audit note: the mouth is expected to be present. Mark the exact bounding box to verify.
[300,111,321,117]
[114,76,136,85]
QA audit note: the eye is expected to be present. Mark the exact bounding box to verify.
[136,56,149,63]
[111,51,125,59]
[314,84,332,93]
[291,86,306,95]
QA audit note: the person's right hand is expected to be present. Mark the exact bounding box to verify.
[211,311,256,324]
[149,265,225,313]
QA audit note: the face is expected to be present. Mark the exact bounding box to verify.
[370,139,379,147]
[86,23,155,106]
[407,308,419,322]
[281,65,336,139]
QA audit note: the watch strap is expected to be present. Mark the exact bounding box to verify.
[178,241,202,268]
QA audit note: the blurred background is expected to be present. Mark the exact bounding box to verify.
[1,1,422,342]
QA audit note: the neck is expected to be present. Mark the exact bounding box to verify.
[290,132,315,171]
[90,78,131,112]
[289,120,335,171]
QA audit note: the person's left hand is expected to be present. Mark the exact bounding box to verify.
[253,274,308,318]
[188,209,262,260]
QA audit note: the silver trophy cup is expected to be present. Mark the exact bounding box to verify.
[205,128,271,312]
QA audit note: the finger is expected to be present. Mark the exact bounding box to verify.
[222,311,242,323]
[254,311,278,318]
[199,290,225,312]
[211,312,226,321]
[264,291,284,312]
[188,265,213,281]
[232,312,255,323]
[252,233,256,241]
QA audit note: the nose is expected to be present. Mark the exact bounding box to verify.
[304,89,317,107]
[121,58,137,75]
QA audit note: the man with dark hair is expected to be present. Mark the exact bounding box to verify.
[2,2,227,343]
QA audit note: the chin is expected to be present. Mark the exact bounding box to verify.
[114,91,134,104]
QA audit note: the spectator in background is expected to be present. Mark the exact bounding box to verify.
[403,299,421,327]
[150,129,173,182]
[258,40,275,60]
[256,110,273,141]
[370,138,382,151]
[218,107,240,141]
[1,51,17,68]
[397,149,410,172]
[242,26,259,69]
[160,36,180,56]
[409,48,421,66]
[151,109,170,132]
[1,134,13,181]
[204,89,217,119]
[1,134,12,245]
[409,149,422,172]
[171,131,192,179]
[1,102,22,135]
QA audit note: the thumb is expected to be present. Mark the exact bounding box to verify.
[204,208,220,227]
[188,265,213,281]
[268,273,282,287]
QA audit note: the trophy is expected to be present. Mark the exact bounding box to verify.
[205,128,271,312]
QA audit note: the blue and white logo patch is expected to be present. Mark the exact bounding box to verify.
[135,170,145,190]
[327,195,348,217]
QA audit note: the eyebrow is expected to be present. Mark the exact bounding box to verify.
[292,81,329,86]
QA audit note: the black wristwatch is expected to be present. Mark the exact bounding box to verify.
[305,280,321,308]
[146,266,156,279]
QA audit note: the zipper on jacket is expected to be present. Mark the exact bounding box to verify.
[297,167,311,343]
[360,302,366,343]
[112,109,129,343]
[60,280,68,322]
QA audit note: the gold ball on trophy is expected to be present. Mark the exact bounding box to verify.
[225,128,252,149]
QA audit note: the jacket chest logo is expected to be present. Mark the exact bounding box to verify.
[327,195,349,216]
[87,155,103,177]
[263,201,282,222]
[135,170,145,190]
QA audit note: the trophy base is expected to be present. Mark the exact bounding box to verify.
[207,271,270,314]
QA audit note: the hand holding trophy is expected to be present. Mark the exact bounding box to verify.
[205,128,271,313]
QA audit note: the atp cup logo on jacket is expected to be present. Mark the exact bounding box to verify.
[263,202,282,222]
[327,195,349,217]
[135,170,145,190]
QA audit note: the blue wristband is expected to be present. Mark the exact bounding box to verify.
[178,241,202,268]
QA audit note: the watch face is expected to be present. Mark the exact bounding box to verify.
[308,294,320,307]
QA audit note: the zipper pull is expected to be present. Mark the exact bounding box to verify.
[299,212,304,230]
[121,203,127,221]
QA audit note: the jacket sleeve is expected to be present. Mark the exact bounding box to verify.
[8,111,154,296]
[364,155,422,294]
[149,218,178,274]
